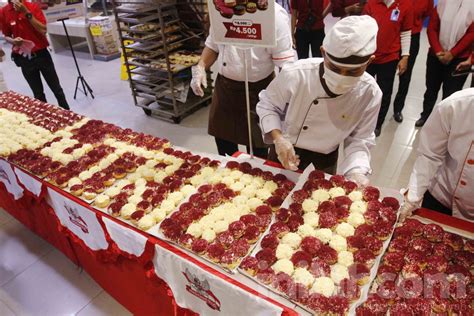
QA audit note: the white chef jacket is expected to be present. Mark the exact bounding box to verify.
[205,3,295,83]
[256,58,382,175]
[408,88,474,222]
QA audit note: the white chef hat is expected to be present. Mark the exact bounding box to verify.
[323,15,378,68]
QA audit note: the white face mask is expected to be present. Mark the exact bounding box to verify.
[323,65,362,95]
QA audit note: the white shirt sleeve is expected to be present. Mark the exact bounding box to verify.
[204,32,219,53]
[340,86,382,176]
[407,105,451,202]
[400,30,411,56]
[270,6,296,67]
[256,69,293,144]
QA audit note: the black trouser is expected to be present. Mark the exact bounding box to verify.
[366,60,399,128]
[393,33,420,113]
[422,190,452,216]
[13,49,69,110]
[295,28,324,59]
[215,138,268,159]
[420,53,468,120]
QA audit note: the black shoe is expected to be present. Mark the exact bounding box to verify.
[393,112,403,123]
[374,127,381,137]
[415,118,426,127]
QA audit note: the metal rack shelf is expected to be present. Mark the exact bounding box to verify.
[112,0,212,123]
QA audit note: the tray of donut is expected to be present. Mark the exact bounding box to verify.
[356,215,473,316]
[156,156,299,274]
[239,164,404,315]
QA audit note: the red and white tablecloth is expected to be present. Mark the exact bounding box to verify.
[0,157,300,316]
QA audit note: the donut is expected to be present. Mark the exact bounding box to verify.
[348,263,371,285]
[306,294,329,314]
[381,196,400,212]
[261,234,279,249]
[347,236,365,252]
[334,196,352,209]
[318,200,336,213]
[276,208,291,222]
[338,278,360,302]
[423,223,444,242]
[255,248,277,266]
[362,186,380,201]
[317,179,333,190]
[216,231,234,249]
[404,218,424,236]
[229,220,246,238]
[367,200,383,213]
[220,249,239,269]
[317,245,338,265]
[410,237,433,253]
[309,169,325,180]
[309,258,331,277]
[335,207,350,222]
[379,207,397,224]
[319,212,338,229]
[383,251,405,272]
[207,243,226,262]
[402,262,423,279]
[246,2,257,13]
[343,181,358,194]
[256,268,275,284]
[356,294,389,316]
[290,250,312,268]
[433,243,455,260]
[372,222,392,240]
[354,224,374,237]
[388,236,410,253]
[239,256,258,275]
[425,255,448,273]
[363,210,380,225]
[243,225,260,243]
[292,189,310,203]
[289,202,303,216]
[326,296,349,315]
[365,236,383,255]
[405,250,425,266]
[329,175,345,187]
[266,196,284,208]
[443,232,464,250]
[287,214,304,232]
[255,214,272,232]
[178,233,195,249]
[376,280,397,300]
[376,264,397,284]
[286,282,309,304]
[191,238,209,254]
[240,214,258,226]
[453,250,473,269]
[272,271,294,293]
[301,236,323,256]
[269,222,290,237]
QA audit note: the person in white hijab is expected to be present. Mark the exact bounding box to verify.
[256,16,382,186]
[415,0,474,127]
[0,46,7,93]
[400,88,474,222]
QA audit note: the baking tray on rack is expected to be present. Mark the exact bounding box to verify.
[115,3,160,13]
[238,165,403,316]
[118,13,160,24]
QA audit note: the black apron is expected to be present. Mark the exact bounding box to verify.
[208,73,273,148]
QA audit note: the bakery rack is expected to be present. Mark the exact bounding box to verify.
[111,0,212,123]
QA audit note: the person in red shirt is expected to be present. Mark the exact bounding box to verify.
[392,0,433,123]
[363,0,413,137]
[330,0,366,18]
[416,0,473,127]
[0,0,69,109]
[291,0,325,59]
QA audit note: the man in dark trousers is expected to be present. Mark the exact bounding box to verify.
[291,0,325,59]
[392,0,433,123]
[1,0,69,110]
[415,0,473,127]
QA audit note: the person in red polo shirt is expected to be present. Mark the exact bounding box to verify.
[330,0,366,18]
[392,0,433,123]
[0,0,69,110]
[363,0,413,137]
[415,0,473,127]
[291,0,325,59]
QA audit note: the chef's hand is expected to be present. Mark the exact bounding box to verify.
[190,64,207,97]
[398,56,408,76]
[399,195,422,222]
[346,172,370,187]
[273,134,299,171]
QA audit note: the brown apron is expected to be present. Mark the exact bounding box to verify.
[208,73,273,148]
[269,146,339,175]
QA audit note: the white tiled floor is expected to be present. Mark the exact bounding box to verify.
[0,25,471,315]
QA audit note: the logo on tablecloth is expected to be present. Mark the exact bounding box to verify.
[0,167,11,184]
[65,203,89,234]
[182,268,221,311]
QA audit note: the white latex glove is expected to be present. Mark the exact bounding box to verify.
[274,135,299,171]
[399,196,422,222]
[190,64,207,97]
[346,172,370,187]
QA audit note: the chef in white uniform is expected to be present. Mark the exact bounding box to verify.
[400,88,474,222]
[256,15,382,185]
[191,3,295,159]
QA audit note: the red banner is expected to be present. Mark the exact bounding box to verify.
[223,22,262,40]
